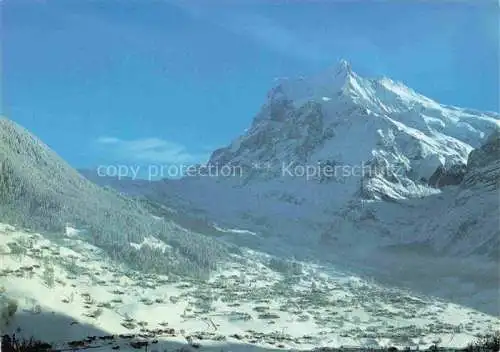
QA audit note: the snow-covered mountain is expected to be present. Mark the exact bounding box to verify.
[82,61,500,314]
[209,60,496,196]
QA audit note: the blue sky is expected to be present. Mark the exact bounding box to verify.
[2,0,499,170]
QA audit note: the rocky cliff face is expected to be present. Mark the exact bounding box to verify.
[340,129,500,261]
[462,128,500,190]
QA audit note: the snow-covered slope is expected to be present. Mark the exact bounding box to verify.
[0,117,230,279]
[1,223,498,350]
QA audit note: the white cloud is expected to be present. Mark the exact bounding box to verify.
[96,136,121,144]
[96,136,209,165]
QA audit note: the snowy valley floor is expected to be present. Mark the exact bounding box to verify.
[0,223,498,351]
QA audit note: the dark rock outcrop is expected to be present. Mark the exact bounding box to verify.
[462,129,500,190]
[428,163,466,188]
